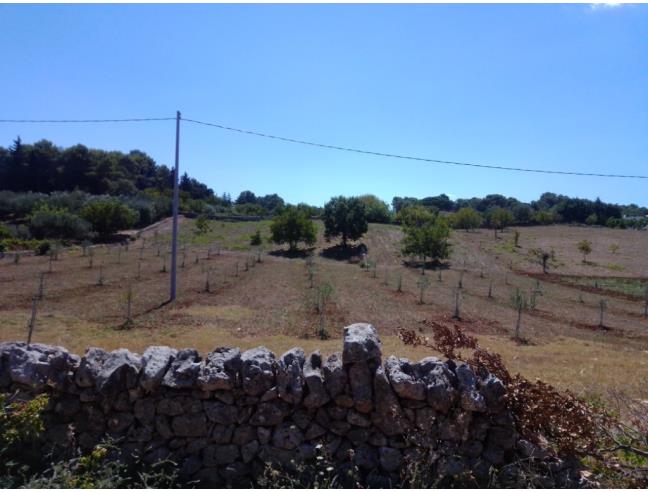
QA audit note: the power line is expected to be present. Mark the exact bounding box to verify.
[183,117,648,180]
[1,114,644,179]
[0,117,175,123]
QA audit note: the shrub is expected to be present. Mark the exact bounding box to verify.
[451,207,483,231]
[578,239,593,263]
[250,230,262,246]
[395,205,436,228]
[194,214,211,235]
[357,194,392,223]
[81,200,137,240]
[271,207,317,251]
[28,205,92,240]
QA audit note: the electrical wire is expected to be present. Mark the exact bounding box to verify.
[183,117,648,180]
[0,117,175,123]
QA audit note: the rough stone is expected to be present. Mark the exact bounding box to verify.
[272,423,304,449]
[373,366,408,436]
[75,347,109,388]
[323,352,346,397]
[133,398,156,423]
[385,356,426,401]
[241,347,275,396]
[249,402,285,426]
[204,401,238,425]
[342,323,382,365]
[203,444,240,466]
[276,347,305,404]
[212,424,235,444]
[302,351,330,408]
[172,413,207,437]
[140,346,176,392]
[197,347,241,391]
[349,362,373,413]
[96,349,141,394]
[347,409,371,428]
[162,349,201,389]
[241,440,260,463]
[379,446,402,472]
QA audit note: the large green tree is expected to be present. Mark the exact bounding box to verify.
[323,196,368,248]
[358,194,392,223]
[396,205,436,228]
[401,215,451,265]
[271,207,317,251]
[81,200,137,240]
[451,207,483,231]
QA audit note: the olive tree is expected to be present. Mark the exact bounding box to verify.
[323,196,368,248]
[270,207,317,251]
[401,215,451,267]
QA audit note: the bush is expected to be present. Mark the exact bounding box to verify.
[81,200,137,239]
[395,205,436,228]
[0,223,11,240]
[271,207,317,251]
[358,194,392,223]
[451,207,483,230]
[250,230,262,246]
[29,205,92,240]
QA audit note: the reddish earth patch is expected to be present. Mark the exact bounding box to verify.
[516,271,645,302]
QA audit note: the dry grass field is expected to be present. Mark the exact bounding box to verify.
[1,218,647,402]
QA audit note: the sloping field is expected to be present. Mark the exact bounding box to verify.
[1,220,647,401]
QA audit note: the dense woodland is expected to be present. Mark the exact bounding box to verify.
[0,137,646,252]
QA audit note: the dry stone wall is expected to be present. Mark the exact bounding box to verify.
[0,323,520,487]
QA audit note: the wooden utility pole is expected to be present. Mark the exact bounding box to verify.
[170,111,181,301]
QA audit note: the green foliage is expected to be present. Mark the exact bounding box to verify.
[0,222,11,239]
[395,205,436,228]
[250,229,262,246]
[532,210,557,225]
[586,213,598,226]
[28,205,92,240]
[81,200,137,239]
[578,239,593,262]
[488,207,514,231]
[450,207,483,230]
[194,214,211,235]
[271,207,317,251]
[357,194,392,223]
[323,196,368,247]
[401,215,451,264]
[233,202,267,216]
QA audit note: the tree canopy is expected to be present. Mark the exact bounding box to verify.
[323,196,368,247]
[270,207,317,251]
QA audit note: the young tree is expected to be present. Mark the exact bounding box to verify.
[323,196,368,248]
[451,207,483,231]
[270,207,317,251]
[81,200,137,240]
[578,239,593,263]
[510,288,530,340]
[194,214,211,235]
[488,207,514,238]
[401,216,451,267]
[530,248,554,274]
[250,230,262,247]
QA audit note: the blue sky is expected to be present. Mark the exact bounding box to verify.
[0,3,646,207]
